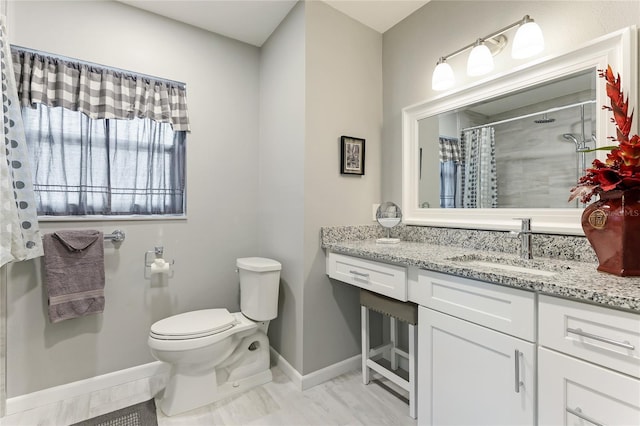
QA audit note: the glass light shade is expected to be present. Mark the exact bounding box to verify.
[467,43,494,76]
[512,21,544,59]
[431,61,455,91]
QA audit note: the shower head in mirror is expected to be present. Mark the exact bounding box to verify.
[376,202,402,244]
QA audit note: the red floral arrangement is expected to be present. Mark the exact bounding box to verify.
[569,65,639,203]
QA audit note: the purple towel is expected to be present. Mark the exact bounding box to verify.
[43,230,105,323]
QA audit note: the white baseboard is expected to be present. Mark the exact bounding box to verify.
[270,347,303,390]
[6,361,169,415]
[301,353,361,390]
[270,347,361,391]
[8,351,365,415]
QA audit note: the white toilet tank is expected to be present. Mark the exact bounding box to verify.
[237,257,281,321]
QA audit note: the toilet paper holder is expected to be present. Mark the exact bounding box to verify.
[145,246,175,278]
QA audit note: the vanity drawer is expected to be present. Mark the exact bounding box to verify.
[539,295,640,378]
[411,269,535,341]
[327,252,407,301]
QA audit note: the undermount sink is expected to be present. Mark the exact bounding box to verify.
[446,254,571,277]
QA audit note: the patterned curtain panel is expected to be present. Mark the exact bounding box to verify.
[438,136,461,163]
[0,20,43,267]
[460,127,498,208]
[10,47,190,132]
[438,137,461,208]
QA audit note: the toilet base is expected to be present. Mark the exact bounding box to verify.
[158,331,272,416]
[217,368,272,403]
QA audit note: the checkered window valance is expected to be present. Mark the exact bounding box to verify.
[10,47,190,132]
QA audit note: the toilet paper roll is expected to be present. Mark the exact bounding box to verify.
[150,258,171,275]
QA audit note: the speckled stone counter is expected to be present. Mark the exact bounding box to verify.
[321,225,640,313]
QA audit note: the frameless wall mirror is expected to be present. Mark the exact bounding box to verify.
[402,26,637,235]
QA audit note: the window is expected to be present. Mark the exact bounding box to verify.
[22,104,186,216]
[11,46,190,218]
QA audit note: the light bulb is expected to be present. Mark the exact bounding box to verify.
[467,42,494,76]
[432,60,455,91]
[512,18,544,59]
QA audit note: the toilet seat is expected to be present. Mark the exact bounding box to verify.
[150,309,237,340]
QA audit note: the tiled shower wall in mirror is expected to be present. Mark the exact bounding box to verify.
[453,90,596,209]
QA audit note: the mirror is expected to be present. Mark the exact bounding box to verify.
[418,70,596,210]
[402,27,637,235]
[376,201,402,244]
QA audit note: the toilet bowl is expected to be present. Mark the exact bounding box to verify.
[148,257,281,416]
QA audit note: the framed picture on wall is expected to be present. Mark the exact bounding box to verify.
[340,136,365,175]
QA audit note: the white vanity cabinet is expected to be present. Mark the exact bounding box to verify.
[413,270,536,426]
[538,295,640,426]
[325,250,640,425]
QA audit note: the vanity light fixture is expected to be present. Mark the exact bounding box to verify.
[511,15,545,59]
[431,15,544,91]
[467,39,494,76]
[431,58,455,91]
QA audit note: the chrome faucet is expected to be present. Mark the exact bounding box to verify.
[511,218,533,260]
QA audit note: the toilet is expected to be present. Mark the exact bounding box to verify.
[148,257,281,416]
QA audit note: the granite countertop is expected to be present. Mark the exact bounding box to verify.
[323,239,640,313]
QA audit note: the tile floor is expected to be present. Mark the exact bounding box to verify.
[0,367,416,426]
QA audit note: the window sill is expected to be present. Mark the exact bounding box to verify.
[37,214,187,222]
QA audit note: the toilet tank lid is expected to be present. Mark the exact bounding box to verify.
[237,257,281,272]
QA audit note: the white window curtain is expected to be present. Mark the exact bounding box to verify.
[22,104,186,216]
[0,19,43,267]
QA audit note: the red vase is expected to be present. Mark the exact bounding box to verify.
[582,189,640,276]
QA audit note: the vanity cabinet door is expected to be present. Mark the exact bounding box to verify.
[538,347,640,426]
[418,306,535,426]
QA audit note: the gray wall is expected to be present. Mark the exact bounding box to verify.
[259,1,382,375]
[303,0,382,375]
[382,0,640,203]
[6,0,261,397]
[258,2,306,374]
[418,117,440,208]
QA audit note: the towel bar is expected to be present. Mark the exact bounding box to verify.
[42,229,125,243]
[104,230,125,242]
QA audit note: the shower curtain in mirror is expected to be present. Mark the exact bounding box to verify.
[0,18,43,267]
[460,127,498,208]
